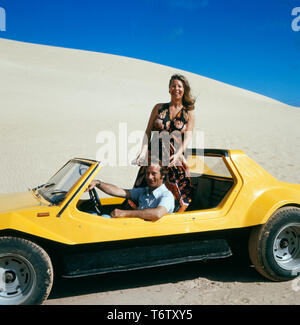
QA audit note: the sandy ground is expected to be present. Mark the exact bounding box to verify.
[1,38,300,305]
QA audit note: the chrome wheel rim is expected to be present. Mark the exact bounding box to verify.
[273,223,300,273]
[0,254,37,305]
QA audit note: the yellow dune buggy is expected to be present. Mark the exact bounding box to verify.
[1,148,300,305]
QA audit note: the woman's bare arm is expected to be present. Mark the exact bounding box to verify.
[137,103,162,162]
[169,110,195,166]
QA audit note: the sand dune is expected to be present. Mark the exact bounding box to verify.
[0,38,300,193]
[1,38,300,306]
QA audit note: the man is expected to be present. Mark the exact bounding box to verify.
[87,163,175,221]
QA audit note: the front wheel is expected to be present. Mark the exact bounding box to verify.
[0,236,53,305]
[249,207,300,281]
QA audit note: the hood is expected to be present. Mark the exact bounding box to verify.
[0,191,47,214]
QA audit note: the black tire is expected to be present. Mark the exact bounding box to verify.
[0,236,53,305]
[248,207,300,281]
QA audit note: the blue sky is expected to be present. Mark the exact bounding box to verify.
[1,0,300,106]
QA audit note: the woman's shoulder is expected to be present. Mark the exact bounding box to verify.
[153,103,168,113]
[183,107,195,117]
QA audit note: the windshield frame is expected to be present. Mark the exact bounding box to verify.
[37,159,97,205]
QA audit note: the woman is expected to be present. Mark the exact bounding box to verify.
[131,74,196,212]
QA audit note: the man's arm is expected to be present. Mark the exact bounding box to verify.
[111,206,167,221]
[87,180,130,198]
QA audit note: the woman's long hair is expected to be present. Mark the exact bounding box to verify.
[169,74,196,111]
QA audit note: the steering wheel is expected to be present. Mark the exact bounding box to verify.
[89,188,102,216]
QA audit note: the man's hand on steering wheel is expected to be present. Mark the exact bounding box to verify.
[86,180,102,215]
[87,180,101,192]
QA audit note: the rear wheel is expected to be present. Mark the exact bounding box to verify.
[0,236,53,305]
[249,207,300,281]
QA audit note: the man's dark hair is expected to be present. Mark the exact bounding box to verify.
[146,162,168,183]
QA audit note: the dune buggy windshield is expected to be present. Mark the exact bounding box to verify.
[37,160,91,204]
